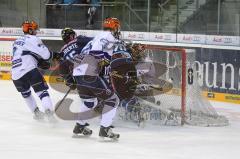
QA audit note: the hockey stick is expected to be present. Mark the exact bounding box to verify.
[55,88,72,112]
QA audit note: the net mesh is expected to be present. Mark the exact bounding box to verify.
[118,46,229,127]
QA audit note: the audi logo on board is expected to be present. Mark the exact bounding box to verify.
[182,36,201,42]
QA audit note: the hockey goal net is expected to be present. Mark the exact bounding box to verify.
[119,45,229,127]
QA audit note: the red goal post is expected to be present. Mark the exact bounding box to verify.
[140,45,228,126]
[144,46,187,125]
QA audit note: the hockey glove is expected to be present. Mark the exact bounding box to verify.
[52,52,63,61]
[98,58,110,76]
[98,58,110,68]
[38,59,51,70]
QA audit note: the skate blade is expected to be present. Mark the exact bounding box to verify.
[46,116,58,123]
[98,136,119,142]
[48,119,58,124]
[72,134,92,138]
[138,121,146,128]
[33,117,45,122]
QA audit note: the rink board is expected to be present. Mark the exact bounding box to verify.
[1,35,240,104]
[0,72,239,104]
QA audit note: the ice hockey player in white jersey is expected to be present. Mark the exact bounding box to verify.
[11,21,56,122]
[60,18,121,139]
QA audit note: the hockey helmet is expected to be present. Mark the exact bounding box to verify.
[22,20,39,35]
[103,17,121,39]
[61,28,76,43]
[127,43,146,61]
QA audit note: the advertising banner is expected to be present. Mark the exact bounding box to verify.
[177,34,206,44]
[0,40,13,72]
[122,31,149,41]
[1,31,240,103]
[206,35,240,46]
[195,48,240,95]
[149,32,176,43]
[1,28,240,47]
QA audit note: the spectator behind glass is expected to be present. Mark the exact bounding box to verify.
[86,0,100,29]
[63,0,81,4]
[47,0,62,4]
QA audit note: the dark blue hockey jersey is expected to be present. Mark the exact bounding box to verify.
[60,35,92,61]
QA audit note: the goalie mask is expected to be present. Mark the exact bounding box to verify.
[61,28,76,43]
[103,17,121,39]
[127,43,146,62]
[22,20,39,35]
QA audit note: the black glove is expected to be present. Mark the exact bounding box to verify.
[52,52,63,60]
[65,75,76,90]
[38,59,51,70]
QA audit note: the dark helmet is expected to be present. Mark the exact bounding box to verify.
[61,28,76,43]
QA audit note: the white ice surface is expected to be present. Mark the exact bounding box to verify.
[0,80,240,159]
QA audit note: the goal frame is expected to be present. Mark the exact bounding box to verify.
[145,45,187,125]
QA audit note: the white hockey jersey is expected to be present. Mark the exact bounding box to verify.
[11,35,51,80]
[73,31,119,76]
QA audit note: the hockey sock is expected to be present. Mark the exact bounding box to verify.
[37,90,53,111]
[77,98,97,125]
[100,93,119,127]
[21,90,37,112]
[101,106,117,127]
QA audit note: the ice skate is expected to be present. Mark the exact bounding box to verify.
[33,107,45,121]
[72,123,92,137]
[45,109,57,123]
[99,125,120,141]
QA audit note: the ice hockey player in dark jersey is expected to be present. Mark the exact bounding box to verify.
[58,28,92,90]
[58,28,93,135]
[11,21,56,122]
[59,18,121,140]
[59,28,92,62]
